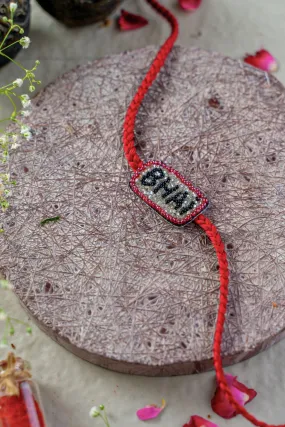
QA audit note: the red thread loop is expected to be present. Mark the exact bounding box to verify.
[123,2,280,426]
[122,0,179,171]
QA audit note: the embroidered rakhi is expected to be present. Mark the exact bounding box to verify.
[122,1,273,426]
[130,160,209,225]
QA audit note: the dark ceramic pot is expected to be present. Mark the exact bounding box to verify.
[0,0,30,67]
[35,0,123,27]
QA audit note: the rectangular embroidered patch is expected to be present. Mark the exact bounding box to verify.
[130,160,209,225]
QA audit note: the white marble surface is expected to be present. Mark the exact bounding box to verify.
[1,0,285,426]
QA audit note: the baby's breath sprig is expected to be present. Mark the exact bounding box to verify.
[0,1,41,212]
[0,279,32,349]
[90,405,111,427]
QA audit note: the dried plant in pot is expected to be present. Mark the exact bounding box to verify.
[35,0,123,27]
[0,0,30,67]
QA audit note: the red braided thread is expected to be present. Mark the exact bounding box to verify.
[123,1,282,426]
[122,0,179,171]
[195,214,282,427]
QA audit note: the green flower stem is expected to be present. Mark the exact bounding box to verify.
[0,11,40,212]
[98,413,110,427]
[1,39,21,52]
[9,317,30,327]
[102,410,111,427]
[7,317,15,335]
[5,92,17,118]
[0,11,23,51]
[0,314,32,346]
[2,317,10,341]
[0,24,23,51]
[0,51,27,72]
[10,24,23,33]
[0,82,18,90]
[0,26,13,50]
[0,118,14,124]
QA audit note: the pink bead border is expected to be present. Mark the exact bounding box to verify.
[130,160,209,226]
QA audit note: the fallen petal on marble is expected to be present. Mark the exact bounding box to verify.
[211,374,257,419]
[137,398,166,421]
[244,49,278,72]
[183,415,220,427]
[178,0,202,11]
[118,9,149,31]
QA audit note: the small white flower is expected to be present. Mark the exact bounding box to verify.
[21,110,31,117]
[21,132,32,140]
[11,134,18,143]
[9,2,17,13]
[0,338,8,348]
[20,94,31,109]
[0,135,7,145]
[29,85,35,93]
[21,125,32,140]
[89,406,100,418]
[21,124,29,132]
[14,78,23,87]
[0,309,7,321]
[19,36,31,49]
[11,142,20,150]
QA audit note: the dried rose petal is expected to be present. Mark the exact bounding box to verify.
[208,97,221,109]
[179,0,202,11]
[211,374,257,419]
[183,415,219,427]
[118,9,148,31]
[244,49,278,72]
[137,399,166,421]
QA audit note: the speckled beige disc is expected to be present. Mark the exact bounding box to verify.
[1,46,285,376]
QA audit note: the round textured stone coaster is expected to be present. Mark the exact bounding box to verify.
[2,46,285,376]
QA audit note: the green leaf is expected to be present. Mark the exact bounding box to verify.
[40,216,61,226]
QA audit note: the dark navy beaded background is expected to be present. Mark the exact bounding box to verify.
[131,162,209,225]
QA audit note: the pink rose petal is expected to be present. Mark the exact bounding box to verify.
[183,415,220,427]
[211,374,257,419]
[230,384,250,406]
[179,0,202,11]
[118,9,148,31]
[137,399,166,421]
[244,49,278,72]
[230,374,257,404]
